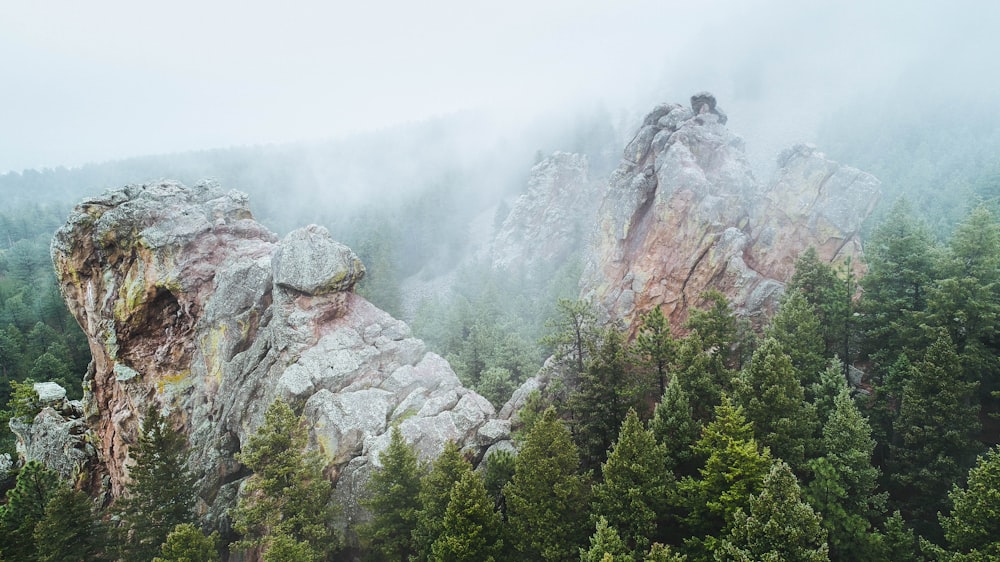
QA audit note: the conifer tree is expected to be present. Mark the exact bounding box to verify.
[716,461,830,562]
[580,517,628,562]
[412,440,470,562]
[684,290,737,358]
[430,470,503,562]
[571,327,640,470]
[593,409,670,556]
[889,331,981,536]
[674,334,727,425]
[644,542,687,561]
[114,406,197,562]
[505,407,591,562]
[636,306,676,398]
[361,426,423,561]
[811,358,847,425]
[0,460,61,561]
[733,337,817,470]
[679,398,772,556]
[788,247,850,359]
[34,485,107,562]
[650,378,701,476]
[939,447,1000,559]
[768,290,828,391]
[230,398,338,561]
[152,523,220,562]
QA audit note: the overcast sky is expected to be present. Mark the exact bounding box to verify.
[2,0,998,174]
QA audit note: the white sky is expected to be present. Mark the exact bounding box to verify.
[2,0,998,173]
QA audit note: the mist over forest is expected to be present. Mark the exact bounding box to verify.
[3,1,1000,561]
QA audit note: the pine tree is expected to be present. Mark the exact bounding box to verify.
[644,542,687,561]
[230,398,338,560]
[679,397,772,556]
[542,298,600,381]
[114,406,197,562]
[152,523,220,562]
[580,517,629,562]
[788,247,850,360]
[636,306,676,399]
[33,485,106,562]
[889,331,981,537]
[0,460,61,561]
[412,440,469,562]
[733,337,817,471]
[939,447,1000,559]
[430,470,503,562]
[650,379,702,476]
[716,461,829,562]
[811,358,847,425]
[361,426,423,561]
[768,290,828,391]
[674,333,728,425]
[505,407,591,562]
[593,409,670,556]
[571,327,640,470]
[684,290,737,358]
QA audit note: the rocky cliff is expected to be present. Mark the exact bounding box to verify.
[42,181,509,538]
[582,93,880,332]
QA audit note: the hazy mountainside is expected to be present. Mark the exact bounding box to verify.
[37,182,510,545]
[582,93,879,333]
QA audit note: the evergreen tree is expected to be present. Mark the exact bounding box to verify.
[361,426,423,561]
[644,542,687,561]
[733,337,817,471]
[429,470,503,562]
[481,448,515,513]
[230,398,338,560]
[650,378,702,476]
[716,461,829,562]
[636,306,676,399]
[679,398,772,557]
[412,440,470,562]
[788,247,850,360]
[505,407,591,562]
[0,460,61,561]
[593,409,670,556]
[571,327,640,469]
[939,447,1000,559]
[811,358,847,425]
[768,290,828,391]
[889,331,981,536]
[114,406,197,562]
[580,517,628,562]
[152,523,220,562]
[674,333,728,425]
[880,511,924,562]
[684,290,737,359]
[805,388,885,561]
[543,298,600,381]
[34,485,107,562]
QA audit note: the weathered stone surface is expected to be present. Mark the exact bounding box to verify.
[10,405,96,484]
[34,381,67,403]
[46,181,506,543]
[492,152,602,273]
[273,225,365,295]
[581,93,879,335]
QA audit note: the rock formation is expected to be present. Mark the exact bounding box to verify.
[582,94,880,333]
[492,151,603,273]
[42,181,509,540]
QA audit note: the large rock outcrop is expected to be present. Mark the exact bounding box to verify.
[46,181,508,539]
[582,93,880,332]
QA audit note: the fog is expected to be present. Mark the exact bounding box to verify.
[4,0,998,176]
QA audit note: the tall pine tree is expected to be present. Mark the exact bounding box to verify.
[361,425,423,561]
[429,470,503,562]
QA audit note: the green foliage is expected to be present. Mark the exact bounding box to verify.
[684,290,737,359]
[481,448,515,512]
[716,461,830,562]
[34,485,106,562]
[505,407,591,561]
[429,470,503,562]
[412,440,469,562]
[0,460,61,561]
[361,427,422,561]
[673,334,727,425]
[679,398,772,551]
[6,378,40,420]
[636,306,676,399]
[810,358,847,425]
[733,337,817,471]
[113,406,197,562]
[543,298,601,381]
[889,331,981,536]
[571,328,641,469]
[644,542,687,561]
[592,409,670,556]
[940,447,1000,558]
[230,398,338,560]
[650,378,702,476]
[580,517,628,562]
[788,247,851,362]
[152,523,219,562]
[768,290,828,392]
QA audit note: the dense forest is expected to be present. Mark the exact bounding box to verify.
[2,97,1000,560]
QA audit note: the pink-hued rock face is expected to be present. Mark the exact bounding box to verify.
[582,97,879,334]
[48,181,507,535]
